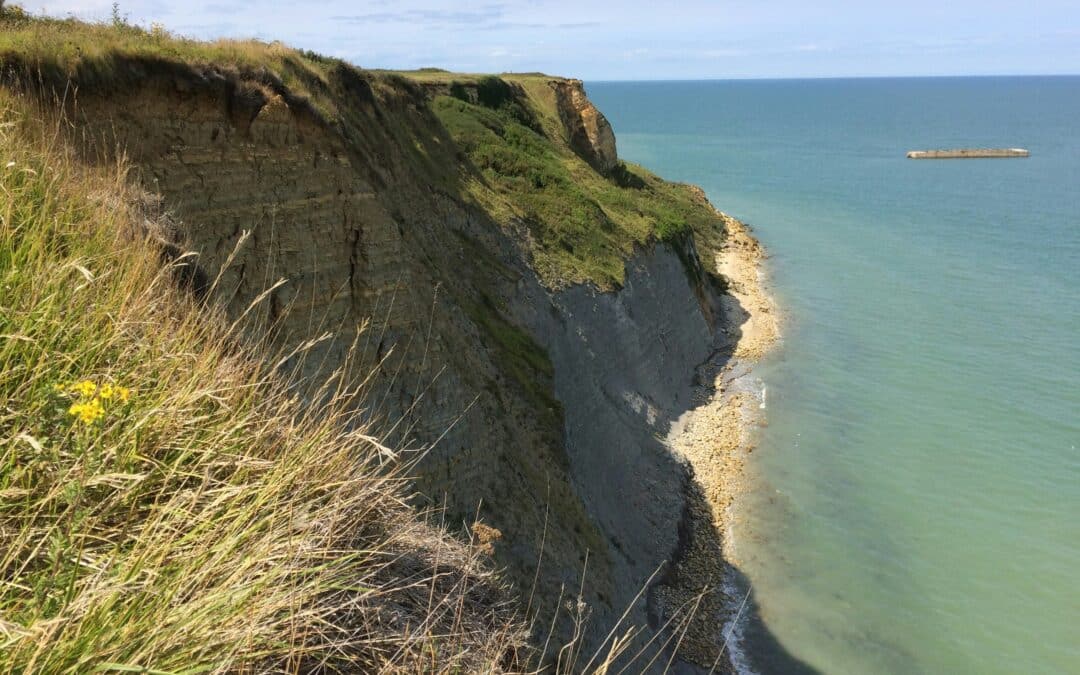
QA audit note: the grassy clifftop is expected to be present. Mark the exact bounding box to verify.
[0,7,728,291]
[432,94,716,287]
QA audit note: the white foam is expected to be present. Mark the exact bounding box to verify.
[719,571,757,675]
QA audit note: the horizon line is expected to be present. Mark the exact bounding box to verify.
[580,73,1080,84]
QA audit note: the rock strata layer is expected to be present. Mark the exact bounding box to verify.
[552,78,619,173]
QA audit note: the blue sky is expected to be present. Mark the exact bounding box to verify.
[30,1,1080,79]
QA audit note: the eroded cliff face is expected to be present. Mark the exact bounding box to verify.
[552,78,619,174]
[61,64,733,671]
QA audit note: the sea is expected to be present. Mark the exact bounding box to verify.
[587,77,1080,675]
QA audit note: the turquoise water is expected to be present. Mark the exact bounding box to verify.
[587,77,1080,674]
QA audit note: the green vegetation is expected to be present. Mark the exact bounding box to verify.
[462,290,563,434]
[0,7,739,671]
[0,8,471,205]
[432,94,726,289]
[0,89,523,672]
[364,67,731,291]
[370,69,559,85]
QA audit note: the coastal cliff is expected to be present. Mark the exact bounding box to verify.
[0,12,775,673]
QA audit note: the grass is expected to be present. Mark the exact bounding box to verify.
[0,48,651,675]
[0,5,434,159]
[0,89,527,672]
[0,7,331,98]
[370,70,560,85]
[0,89,678,672]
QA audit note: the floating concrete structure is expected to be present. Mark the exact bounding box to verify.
[907,148,1029,159]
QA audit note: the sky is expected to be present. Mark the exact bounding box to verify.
[28,0,1080,80]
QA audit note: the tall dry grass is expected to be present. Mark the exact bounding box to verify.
[0,88,528,673]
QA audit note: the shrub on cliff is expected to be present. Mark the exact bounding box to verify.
[0,2,29,22]
[476,75,514,109]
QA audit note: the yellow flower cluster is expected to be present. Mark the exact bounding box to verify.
[97,383,130,401]
[68,398,105,424]
[53,379,131,425]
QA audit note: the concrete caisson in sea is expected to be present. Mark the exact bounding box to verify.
[907,148,1030,159]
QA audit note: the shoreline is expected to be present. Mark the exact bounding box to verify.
[663,213,780,671]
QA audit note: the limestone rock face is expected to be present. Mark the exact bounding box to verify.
[552,78,619,174]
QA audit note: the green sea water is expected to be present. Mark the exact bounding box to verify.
[587,77,1080,674]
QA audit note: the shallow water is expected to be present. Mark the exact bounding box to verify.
[588,77,1080,674]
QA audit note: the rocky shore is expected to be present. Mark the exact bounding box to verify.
[658,213,780,670]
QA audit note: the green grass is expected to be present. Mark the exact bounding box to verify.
[370,70,560,85]
[0,5,428,149]
[0,89,525,673]
[0,7,472,201]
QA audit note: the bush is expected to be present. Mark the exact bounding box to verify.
[0,2,31,22]
[449,81,470,103]
[610,161,646,190]
[475,75,514,109]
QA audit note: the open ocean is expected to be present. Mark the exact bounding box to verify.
[588,77,1080,674]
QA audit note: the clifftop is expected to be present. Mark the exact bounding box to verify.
[0,11,725,290]
[387,70,620,175]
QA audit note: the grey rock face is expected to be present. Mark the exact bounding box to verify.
[512,242,723,664]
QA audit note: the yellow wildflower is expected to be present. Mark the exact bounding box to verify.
[68,398,105,424]
[117,386,131,403]
[98,383,115,400]
[70,380,97,398]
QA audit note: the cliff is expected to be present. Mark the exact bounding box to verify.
[1,12,757,673]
